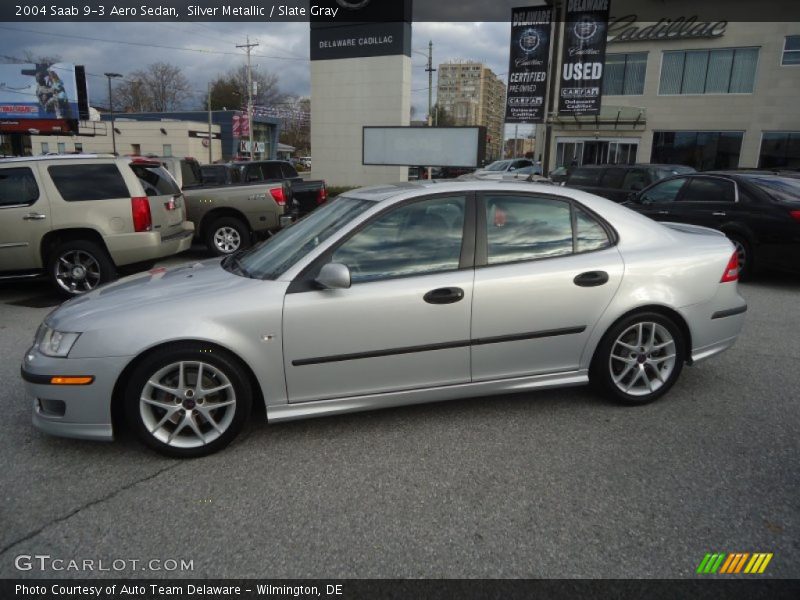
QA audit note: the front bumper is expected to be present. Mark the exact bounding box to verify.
[21,349,133,442]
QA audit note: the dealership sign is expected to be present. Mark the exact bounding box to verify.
[608,15,727,44]
[558,0,611,116]
[505,5,554,124]
[0,63,82,121]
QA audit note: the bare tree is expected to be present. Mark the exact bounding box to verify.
[204,65,285,110]
[114,62,192,112]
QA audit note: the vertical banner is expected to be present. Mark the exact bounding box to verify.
[505,5,554,124]
[558,0,612,115]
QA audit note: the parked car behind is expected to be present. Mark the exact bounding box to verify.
[0,155,194,295]
[624,171,800,278]
[473,158,535,178]
[563,164,696,202]
[199,163,242,187]
[153,156,203,189]
[22,180,745,457]
[232,160,327,220]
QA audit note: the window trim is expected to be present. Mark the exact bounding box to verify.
[676,175,740,203]
[0,166,41,209]
[287,192,477,293]
[474,191,618,269]
[657,46,760,96]
[781,35,800,67]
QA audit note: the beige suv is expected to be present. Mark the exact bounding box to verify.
[0,155,194,296]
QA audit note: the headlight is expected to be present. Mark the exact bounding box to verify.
[36,326,81,358]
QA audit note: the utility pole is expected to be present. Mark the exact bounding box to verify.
[104,72,122,155]
[236,35,259,160]
[207,81,213,164]
[542,1,562,177]
[425,40,435,179]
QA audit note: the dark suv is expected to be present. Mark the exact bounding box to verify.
[563,164,695,202]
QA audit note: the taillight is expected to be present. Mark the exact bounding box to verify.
[720,251,739,283]
[317,184,328,205]
[270,187,286,206]
[790,210,800,223]
[131,196,152,232]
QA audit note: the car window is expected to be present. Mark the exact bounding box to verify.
[180,160,201,188]
[0,167,39,207]
[485,160,511,172]
[567,168,602,186]
[575,207,612,253]
[621,168,649,191]
[48,164,129,201]
[512,160,533,170]
[260,163,283,180]
[640,177,686,204]
[485,195,573,264]
[244,165,261,182]
[280,163,299,179]
[600,167,626,189]
[130,164,180,197]
[679,177,736,203]
[332,195,466,283]
[200,166,223,185]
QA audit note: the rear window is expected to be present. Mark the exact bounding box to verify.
[0,167,39,207]
[180,160,202,187]
[280,163,299,179]
[200,166,224,186]
[568,168,603,186]
[48,163,129,201]
[130,163,180,197]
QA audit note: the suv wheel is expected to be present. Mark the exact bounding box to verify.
[205,217,251,256]
[48,240,116,296]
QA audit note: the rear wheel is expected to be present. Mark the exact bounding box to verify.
[726,233,753,280]
[47,240,116,297]
[124,344,252,458]
[590,312,686,406]
[205,217,250,256]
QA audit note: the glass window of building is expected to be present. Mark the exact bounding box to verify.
[651,131,744,170]
[759,132,800,168]
[660,48,759,94]
[782,36,800,66]
[74,143,83,152]
[57,142,65,154]
[162,144,172,157]
[603,53,647,95]
[40,142,49,154]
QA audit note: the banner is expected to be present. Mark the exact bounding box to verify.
[505,5,554,124]
[0,63,81,120]
[558,0,612,115]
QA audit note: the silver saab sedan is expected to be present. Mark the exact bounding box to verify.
[21,181,747,457]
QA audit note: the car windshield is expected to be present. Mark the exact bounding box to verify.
[485,160,511,171]
[741,175,800,199]
[231,196,374,280]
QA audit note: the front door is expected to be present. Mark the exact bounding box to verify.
[282,194,474,403]
[470,192,624,381]
[0,165,50,271]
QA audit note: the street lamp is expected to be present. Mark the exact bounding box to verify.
[104,72,123,155]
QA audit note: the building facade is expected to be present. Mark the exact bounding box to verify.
[543,21,800,172]
[437,61,506,161]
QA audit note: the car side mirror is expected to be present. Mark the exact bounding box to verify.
[316,263,351,290]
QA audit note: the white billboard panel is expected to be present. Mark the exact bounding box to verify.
[363,126,486,167]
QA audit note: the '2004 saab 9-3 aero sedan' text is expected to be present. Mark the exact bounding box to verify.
[22,181,747,457]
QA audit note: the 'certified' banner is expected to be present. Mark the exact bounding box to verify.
[505,5,553,124]
[558,0,611,115]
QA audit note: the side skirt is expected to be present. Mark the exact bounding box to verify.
[266,370,589,423]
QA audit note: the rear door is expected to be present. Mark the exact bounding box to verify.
[669,175,738,230]
[565,168,606,197]
[0,164,50,270]
[127,160,186,238]
[633,176,689,221]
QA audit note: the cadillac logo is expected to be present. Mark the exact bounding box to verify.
[573,16,598,41]
[336,0,372,9]
[519,28,541,54]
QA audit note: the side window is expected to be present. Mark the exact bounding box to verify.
[679,177,736,203]
[621,168,649,191]
[575,206,611,253]
[0,168,39,207]
[48,164,129,201]
[567,168,602,186]
[600,167,626,189]
[332,195,466,283]
[245,166,261,182]
[260,163,283,180]
[640,177,686,204]
[485,195,572,264]
[280,163,299,179]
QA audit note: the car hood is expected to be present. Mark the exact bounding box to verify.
[48,259,266,330]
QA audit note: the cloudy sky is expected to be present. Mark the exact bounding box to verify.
[0,21,535,138]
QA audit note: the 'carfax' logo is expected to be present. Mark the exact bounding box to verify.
[696,552,773,574]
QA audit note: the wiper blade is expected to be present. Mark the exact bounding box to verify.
[222,252,254,278]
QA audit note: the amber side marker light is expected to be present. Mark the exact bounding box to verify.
[50,376,94,385]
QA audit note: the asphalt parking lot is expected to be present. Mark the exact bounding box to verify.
[0,249,798,579]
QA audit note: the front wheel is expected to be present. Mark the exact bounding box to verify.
[590,312,686,406]
[47,240,116,297]
[205,217,251,256]
[124,344,253,458]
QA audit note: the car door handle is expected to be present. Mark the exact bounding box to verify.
[712,211,726,217]
[656,210,670,215]
[423,287,464,305]
[22,213,46,221]
[573,271,609,287]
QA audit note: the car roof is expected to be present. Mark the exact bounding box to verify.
[0,154,117,163]
[344,179,571,203]
[572,163,690,170]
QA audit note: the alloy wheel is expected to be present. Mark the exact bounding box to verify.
[54,250,102,294]
[213,227,241,254]
[608,321,677,397]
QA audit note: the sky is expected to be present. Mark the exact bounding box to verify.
[0,21,536,139]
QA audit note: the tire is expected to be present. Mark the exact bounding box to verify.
[590,311,686,406]
[47,239,116,297]
[123,343,253,458]
[726,233,754,280]
[204,217,250,256]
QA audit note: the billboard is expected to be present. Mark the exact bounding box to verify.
[558,0,612,115]
[0,63,82,120]
[505,5,554,124]
[363,126,486,168]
